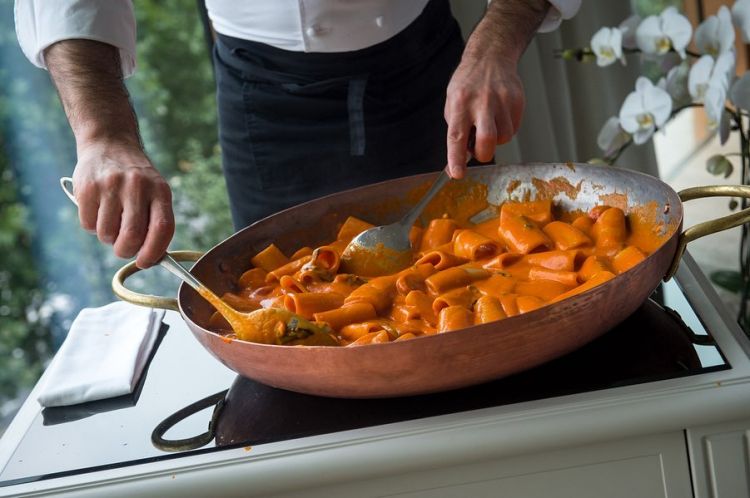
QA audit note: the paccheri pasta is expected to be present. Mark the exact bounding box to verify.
[207,199,652,346]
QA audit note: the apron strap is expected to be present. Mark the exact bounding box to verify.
[347,77,368,156]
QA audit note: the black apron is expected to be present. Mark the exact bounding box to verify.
[213,0,463,230]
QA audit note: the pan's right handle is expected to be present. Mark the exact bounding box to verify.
[152,389,228,452]
[113,250,204,311]
[665,185,750,280]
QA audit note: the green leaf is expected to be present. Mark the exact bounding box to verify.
[706,154,734,178]
[709,270,745,294]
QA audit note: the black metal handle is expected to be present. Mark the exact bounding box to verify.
[151,389,228,452]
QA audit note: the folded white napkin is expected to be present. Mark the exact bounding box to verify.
[37,302,165,408]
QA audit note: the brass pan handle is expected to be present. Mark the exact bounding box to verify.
[665,185,750,280]
[112,251,205,311]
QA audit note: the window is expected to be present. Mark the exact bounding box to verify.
[0,0,231,433]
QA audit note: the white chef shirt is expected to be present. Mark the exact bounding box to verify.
[15,0,581,77]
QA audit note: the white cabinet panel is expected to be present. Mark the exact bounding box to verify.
[688,418,750,498]
[278,432,691,498]
[382,455,669,498]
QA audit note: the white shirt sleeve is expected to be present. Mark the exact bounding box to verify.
[538,0,581,33]
[14,0,137,77]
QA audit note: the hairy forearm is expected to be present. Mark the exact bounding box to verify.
[45,40,140,148]
[464,0,550,63]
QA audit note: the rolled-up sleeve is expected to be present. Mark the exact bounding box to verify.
[14,0,137,77]
[538,0,581,33]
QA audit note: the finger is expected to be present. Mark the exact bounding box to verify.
[136,198,175,269]
[113,195,149,260]
[495,108,514,145]
[446,115,472,179]
[473,117,497,163]
[75,181,99,233]
[510,88,525,133]
[96,192,122,245]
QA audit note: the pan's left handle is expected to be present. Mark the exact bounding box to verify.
[152,389,229,452]
[665,185,750,280]
[113,251,205,311]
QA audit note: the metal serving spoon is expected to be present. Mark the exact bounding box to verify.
[340,169,451,277]
[59,177,334,345]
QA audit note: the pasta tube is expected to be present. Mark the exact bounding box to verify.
[283,292,345,319]
[527,266,579,287]
[499,210,552,255]
[425,266,490,295]
[516,295,545,314]
[438,305,474,332]
[415,250,466,270]
[344,275,397,313]
[501,199,553,225]
[612,246,646,274]
[515,280,570,301]
[420,218,459,252]
[432,286,478,315]
[523,249,579,271]
[238,268,268,289]
[592,207,627,256]
[473,274,515,296]
[452,229,499,260]
[578,255,612,282]
[474,295,506,324]
[404,290,437,326]
[550,271,616,303]
[571,215,594,236]
[337,216,375,243]
[542,221,592,250]
[251,244,289,272]
[266,255,312,283]
[313,302,377,331]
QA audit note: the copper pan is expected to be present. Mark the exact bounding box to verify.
[113,163,750,398]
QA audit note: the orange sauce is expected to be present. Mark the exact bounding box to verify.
[205,181,672,347]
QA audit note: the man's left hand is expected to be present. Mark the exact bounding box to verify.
[445,54,525,178]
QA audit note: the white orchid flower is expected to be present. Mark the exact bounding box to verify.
[636,6,692,58]
[619,15,641,49]
[619,77,673,144]
[695,5,735,56]
[689,52,735,127]
[730,71,750,109]
[591,27,625,67]
[732,0,750,43]
[597,116,631,156]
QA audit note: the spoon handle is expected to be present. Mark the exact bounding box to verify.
[159,253,204,292]
[399,169,450,228]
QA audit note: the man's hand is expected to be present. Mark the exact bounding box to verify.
[46,39,175,268]
[445,0,550,179]
[73,140,174,268]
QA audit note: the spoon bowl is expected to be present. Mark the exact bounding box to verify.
[340,170,451,276]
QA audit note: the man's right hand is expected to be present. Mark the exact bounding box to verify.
[45,39,175,269]
[73,140,174,268]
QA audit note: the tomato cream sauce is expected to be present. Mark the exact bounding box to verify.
[204,179,671,347]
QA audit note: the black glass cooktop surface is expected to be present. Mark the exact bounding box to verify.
[0,278,730,488]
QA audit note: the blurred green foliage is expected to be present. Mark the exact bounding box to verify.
[633,0,684,17]
[0,0,231,429]
[0,141,52,407]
